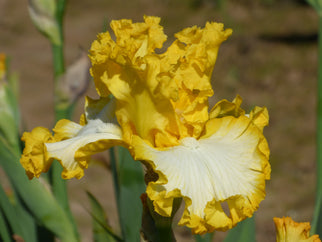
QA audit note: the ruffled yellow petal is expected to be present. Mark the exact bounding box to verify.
[249,105,269,131]
[111,16,167,60]
[89,16,167,98]
[274,217,321,242]
[170,22,232,92]
[209,95,245,119]
[53,119,83,140]
[167,23,232,139]
[45,96,123,179]
[89,17,232,147]
[89,17,179,147]
[20,127,56,179]
[132,104,270,233]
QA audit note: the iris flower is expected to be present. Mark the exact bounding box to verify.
[274,217,321,242]
[20,16,270,234]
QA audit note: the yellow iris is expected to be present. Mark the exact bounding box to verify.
[20,16,270,234]
[274,217,321,242]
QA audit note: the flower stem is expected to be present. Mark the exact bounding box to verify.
[50,7,66,207]
[312,15,322,236]
[49,0,79,240]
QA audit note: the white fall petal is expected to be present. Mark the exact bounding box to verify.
[133,115,267,227]
[45,120,122,172]
[44,96,124,178]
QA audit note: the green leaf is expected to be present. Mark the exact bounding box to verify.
[0,142,78,242]
[86,191,120,242]
[224,216,255,242]
[0,183,33,241]
[0,208,11,242]
[14,204,39,242]
[194,232,214,242]
[48,161,79,241]
[113,146,146,242]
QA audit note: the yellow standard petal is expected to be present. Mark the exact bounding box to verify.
[20,127,56,179]
[132,100,270,234]
[274,217,321,242]
[45,96,124,179]
[89,16,167,98]
[89,17,232,147]
[167,23,232,139]
[170,22,232,92]
[89,16,180,147]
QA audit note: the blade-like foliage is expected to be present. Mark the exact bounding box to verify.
[0,208,11,242]
[86,191,120,242]
[0,142,78,242]
[0,183,36,242]
[111,146,146,242]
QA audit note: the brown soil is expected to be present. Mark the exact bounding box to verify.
[0,0,319,241]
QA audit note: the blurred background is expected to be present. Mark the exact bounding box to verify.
[0,0,319,241]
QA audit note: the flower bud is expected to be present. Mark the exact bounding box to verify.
[28,0,61,45]
[55,51,91,108]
